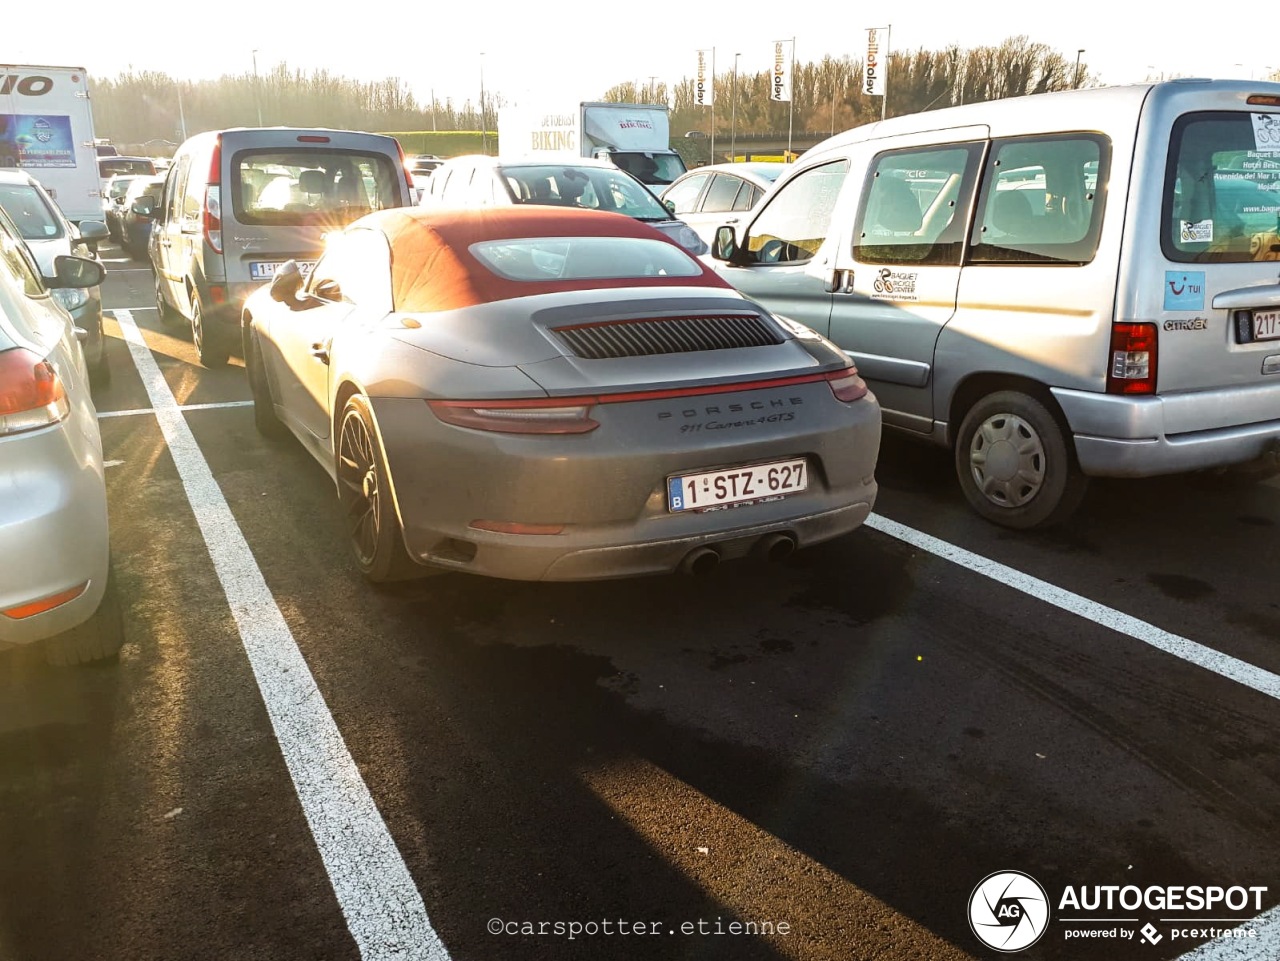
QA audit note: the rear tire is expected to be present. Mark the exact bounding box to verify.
[335,395,421,583]
[43,563,126,667]
[954,390,1088,530]
[191,294,229,368]
[246,329,288,439]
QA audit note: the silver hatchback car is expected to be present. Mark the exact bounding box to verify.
[0,208,124,665]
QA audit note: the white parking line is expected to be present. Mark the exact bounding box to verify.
[1174,904,1280,959]
[864,513,1280,702]
[99,401,253,419]
[113,310,450,961]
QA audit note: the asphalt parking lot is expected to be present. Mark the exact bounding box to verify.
[0,246,1277,961]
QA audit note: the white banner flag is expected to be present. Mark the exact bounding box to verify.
[864,27,889,97]
[770,40,793,103]
[694,49,714,106]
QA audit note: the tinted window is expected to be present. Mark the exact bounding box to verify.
[233,149,401,227]
[746,160,849,264]
[969,134,1109,265]
[702,174,744,213]
[1164,111,1280,263]
[471,236,702,281]
[855,145,980,266]
[732,184,761,212]
[0,183,64,240]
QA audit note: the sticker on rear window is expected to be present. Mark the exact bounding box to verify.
[1179,219,1213,244]
[1251,113,1280,153]
[1164,270,1205,311]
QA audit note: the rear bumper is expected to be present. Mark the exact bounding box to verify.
[0,422,110,648]
[1053,385,1280,477]
[370,387,881,581]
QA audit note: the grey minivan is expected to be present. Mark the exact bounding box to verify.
[147,127,414,366]
[710,79,1280,529]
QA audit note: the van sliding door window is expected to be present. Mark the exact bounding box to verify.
[969,134,1110,265]
[1163,111,1280,263]
[854,144,981,265]
[745,160,849,264]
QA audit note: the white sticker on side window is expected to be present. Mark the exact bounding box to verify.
[1180,219,1214,243]
[1251,113,1280,152]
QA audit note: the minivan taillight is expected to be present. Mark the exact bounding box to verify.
[1106,322,1158,395]
[204,184,222,254]
[0,348,70,436]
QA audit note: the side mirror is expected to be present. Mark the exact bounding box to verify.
[77,220,108,242]
[131,197,156,218]
[46,254,106,289]
[269,260,305,306]
[664,198,676,215]
[713,224,740,262]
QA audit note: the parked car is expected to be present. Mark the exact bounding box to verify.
[243,206,881,582]
[660,162,788,248]
[102,173,150,242]
[147,126,415,367]
[420,155,709,255]
[120,175,167,259]
[97,155,156,200]
[709,79,1280,530]
[0,169,109,385]
[0,207,125,665]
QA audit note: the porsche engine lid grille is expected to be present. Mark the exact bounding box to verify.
[552,314,784,360]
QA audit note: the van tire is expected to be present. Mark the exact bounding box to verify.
[954,391,1088,530]
[155,275,183,329]
[246,330,288,439]
[43,562,126,667]
[191,295,229,368]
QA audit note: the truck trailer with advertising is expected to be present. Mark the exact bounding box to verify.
[0,65,101,223]
[497,102,687,191]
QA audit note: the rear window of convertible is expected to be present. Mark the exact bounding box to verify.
[470,236,703,281]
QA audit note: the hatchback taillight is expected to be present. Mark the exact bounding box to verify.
[1106,323,1158,395]
[0,348,70,436]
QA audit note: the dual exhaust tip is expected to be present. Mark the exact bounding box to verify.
[679,532,796,576]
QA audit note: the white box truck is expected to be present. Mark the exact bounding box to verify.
[498,102,687,191]
[0,65,101,223]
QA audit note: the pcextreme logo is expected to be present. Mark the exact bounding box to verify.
[969,871,1050,952]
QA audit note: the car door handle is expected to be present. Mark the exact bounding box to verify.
[824,268,855,294]
[309,341,331,365]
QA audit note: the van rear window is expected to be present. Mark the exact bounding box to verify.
[1164,111,1280,263]
[232,149,401,227]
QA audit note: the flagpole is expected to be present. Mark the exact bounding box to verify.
[787,37,795,159]
[710,48,717,164]
[882,24,891,122]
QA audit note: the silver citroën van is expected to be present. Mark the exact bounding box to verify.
[711,79,1280,529]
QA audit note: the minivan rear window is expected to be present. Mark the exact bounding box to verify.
[1164,111,1280,263]
[232,149,401,227]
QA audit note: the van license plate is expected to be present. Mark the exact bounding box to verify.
[250,261,316,281]
[668,458,807,512]
[1253,310,1280,341]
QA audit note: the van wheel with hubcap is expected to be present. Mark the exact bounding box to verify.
[954,391,1088,530]
[191,295,229,368]
[336,395,420,583]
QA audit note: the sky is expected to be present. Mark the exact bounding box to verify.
[5,3,1277,112]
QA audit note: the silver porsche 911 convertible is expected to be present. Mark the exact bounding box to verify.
[242,205,881,582]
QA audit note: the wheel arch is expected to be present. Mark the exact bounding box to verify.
[331,381,411,534]
[947,373,1075,452]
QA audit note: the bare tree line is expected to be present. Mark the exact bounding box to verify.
[93,37,1095,149]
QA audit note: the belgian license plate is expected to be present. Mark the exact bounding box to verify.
[1253,309,1280,341]
[250,260,316,281]
[668,458,807,512]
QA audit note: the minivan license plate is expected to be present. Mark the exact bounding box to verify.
[250,260,316,281]
[1254,309,1280,341]
[668,458,807,512]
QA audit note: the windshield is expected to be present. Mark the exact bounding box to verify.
[0,183,64,240]
[1164,111,1280,263]
[233,148,402,227]
[609,152,687,187]
[500,165,671,221]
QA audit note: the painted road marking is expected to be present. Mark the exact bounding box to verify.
[98,401,253,419]
[1174,904,1280,959]
[113,310,449,961]
[865,514,1280,702]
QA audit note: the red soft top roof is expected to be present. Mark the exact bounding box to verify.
[355,205,731,313]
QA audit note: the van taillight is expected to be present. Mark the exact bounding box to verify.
[204,185,222,254]
[1106,323,1158,395]
[393,139,414,197]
